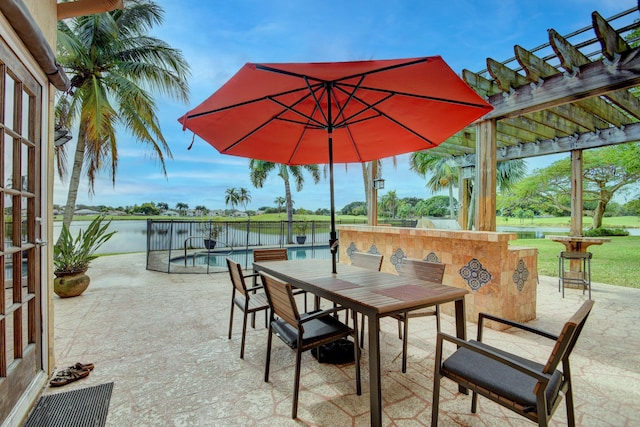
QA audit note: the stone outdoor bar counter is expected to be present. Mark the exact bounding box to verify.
[337,225,538,329]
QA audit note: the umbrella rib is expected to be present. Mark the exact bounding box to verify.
[339,83,492,110]
[185,84,324,120]
[267,92,326,129]
[333,85,438,146]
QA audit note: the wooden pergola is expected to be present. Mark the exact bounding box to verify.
[430,5,640,233]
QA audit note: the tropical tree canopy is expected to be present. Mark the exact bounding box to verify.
[56,0,190,232]
[249,160,320,243]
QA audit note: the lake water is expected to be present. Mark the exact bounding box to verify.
[54,220,639,255]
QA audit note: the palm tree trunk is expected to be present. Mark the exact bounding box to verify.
[58,124,87,244]
[284,178,294,244]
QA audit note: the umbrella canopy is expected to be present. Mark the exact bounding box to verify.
[179,57,493,272]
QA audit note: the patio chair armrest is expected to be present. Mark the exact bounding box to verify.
[245,285,264,293]
[436,332,551,384]
[300,306,346,323]
[477,312,558,342]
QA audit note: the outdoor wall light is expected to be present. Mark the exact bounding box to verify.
[54,125,72,147]
[373,178,385,190]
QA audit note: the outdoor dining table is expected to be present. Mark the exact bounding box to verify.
[253,258,469,427]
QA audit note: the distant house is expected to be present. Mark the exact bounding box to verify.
[162,210,179,217]
[75,208,101,216]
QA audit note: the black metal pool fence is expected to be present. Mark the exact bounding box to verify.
[146,218,417,274]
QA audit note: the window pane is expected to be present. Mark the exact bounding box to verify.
[4,76,14,132]
[21,89,29,137]
[3,139,12,189]
[20,144,29,192]
[21,196,27,244]
[4,194,12,248]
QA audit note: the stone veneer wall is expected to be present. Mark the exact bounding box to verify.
[337,225,538,330]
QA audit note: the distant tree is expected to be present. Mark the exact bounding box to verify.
[418,195,451,217]
[237,188,251,216]
[379,190,399,218]
[225,188,239,213]
[274,197,286,213]
[341,201,367,216]
[157,202,169,211]
[194,205,209,216]
[175,202,188,215]
[620,198,640,216]
[132,202,160,215]
[396,201,414,219]
[314,208,331,216]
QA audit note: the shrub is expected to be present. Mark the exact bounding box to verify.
[584,227,630,237]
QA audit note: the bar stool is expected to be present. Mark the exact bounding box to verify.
[558,251,592,299]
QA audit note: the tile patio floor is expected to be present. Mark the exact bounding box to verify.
[41,252,640,426]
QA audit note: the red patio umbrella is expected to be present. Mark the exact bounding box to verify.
[179,57,492,273]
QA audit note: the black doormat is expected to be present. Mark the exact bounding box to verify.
[24,382,113,427]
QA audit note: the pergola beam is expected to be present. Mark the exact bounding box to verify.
[482,46,640,120]
[451,121,640,167]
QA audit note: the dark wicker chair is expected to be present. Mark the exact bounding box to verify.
[350,252,383,347]
[260,271,361,419]
[432,300,595,427]
[226,258,269,359]
[393,258,445,373]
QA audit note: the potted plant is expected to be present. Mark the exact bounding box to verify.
[295,220,308,244]
[53,216,116,298]
[203,222,223,250]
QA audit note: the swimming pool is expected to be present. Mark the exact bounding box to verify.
[170,246,333,271]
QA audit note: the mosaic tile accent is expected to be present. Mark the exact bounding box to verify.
[459,258,492,291]
[346,242,358,258]
[390,248,406,272]
[513,259,529,292]
[367,244,382,255]
[424,252,440,263]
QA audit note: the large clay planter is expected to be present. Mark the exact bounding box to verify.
[54,270,90,298]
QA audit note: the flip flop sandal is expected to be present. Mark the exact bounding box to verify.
[49,367,91,387]
[69,362,94,371]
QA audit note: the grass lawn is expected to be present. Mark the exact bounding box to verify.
[512,236,640,289]
[498,215,640,229]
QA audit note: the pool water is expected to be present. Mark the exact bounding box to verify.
[171,246,333,269]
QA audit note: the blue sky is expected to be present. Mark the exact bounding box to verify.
[54,0,638,212]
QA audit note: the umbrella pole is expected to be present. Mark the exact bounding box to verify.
[329,133,338,274]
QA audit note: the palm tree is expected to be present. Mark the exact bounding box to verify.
[410,152,458,218]
[175,202,188,216]
[237,187,252,216]
[55,0,190,236]
[380,190,399,219]
[274,196,286,216]
[194,205,209,216]
[410,151,526,228]
[225,188,240,214]
[249,161,320,243]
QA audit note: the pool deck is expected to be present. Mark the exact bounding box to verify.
[42,252,640,426]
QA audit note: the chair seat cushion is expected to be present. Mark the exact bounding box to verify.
[442,340,563,411]
[272,312,351,349]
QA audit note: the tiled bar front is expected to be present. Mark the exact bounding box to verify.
[337,225,538,328]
